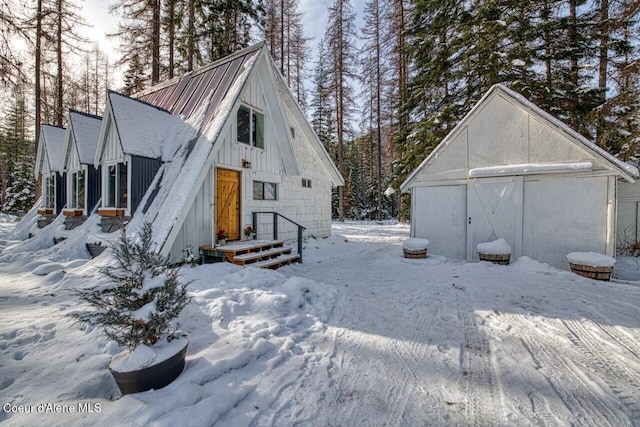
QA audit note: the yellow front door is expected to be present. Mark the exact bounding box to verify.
[216,168,240,240]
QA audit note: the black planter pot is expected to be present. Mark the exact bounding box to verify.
[110,339,188,395]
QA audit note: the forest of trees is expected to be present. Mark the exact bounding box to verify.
[1,0,639,221]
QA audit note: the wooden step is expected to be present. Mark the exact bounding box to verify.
[199,240,300,269]
[251,253,301,270]
[200,240,285,263]
[232,246,292,265]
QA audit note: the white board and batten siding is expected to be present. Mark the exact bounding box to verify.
[63,132,82,172]
[214,68,332,241]
[167,59,333,259]
[98,117,125,164]
[617,181,640,247]
[405,85,631,270]
[168,167,214,261]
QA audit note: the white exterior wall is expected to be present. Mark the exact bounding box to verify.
[618,180,640,248]
[521,175,611,269]
[168,60,333,258]
[100,117,125,163]
[412,183,467,260]
[215,69,332,242]
[408,90,623,270]
[169,166,214,261]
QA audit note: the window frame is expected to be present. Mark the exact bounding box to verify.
[103,161,129,210]
[69,169,86,211]
[253,180,277,201]
[44,174,55,209]
[237,104,265,149]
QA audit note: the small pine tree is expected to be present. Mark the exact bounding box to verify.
[3,155,35,215]
[73,222,191,349]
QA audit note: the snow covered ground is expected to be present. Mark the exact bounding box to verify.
[1,218,640,426]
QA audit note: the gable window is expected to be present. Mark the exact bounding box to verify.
[237,105,264,149]
[70,171,85,210]
[302,178,312,188]
[105,162,128,208]
[44,175,55,208]
[253,181,277,200]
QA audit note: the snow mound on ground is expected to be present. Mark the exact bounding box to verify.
[567,251,616,267]
[478,238,512,255]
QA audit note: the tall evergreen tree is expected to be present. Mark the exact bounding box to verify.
[1,83,34,214]
[325,0,358,222]
[360,0,389,221]
[310,40,339,217]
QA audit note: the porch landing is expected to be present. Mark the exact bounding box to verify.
[199,240,300,269]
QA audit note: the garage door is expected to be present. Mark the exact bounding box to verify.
[466,176,523,261]
[413,184,467,260]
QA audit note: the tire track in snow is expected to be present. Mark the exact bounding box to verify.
[385,305,440,425]
[501,313,564,426]
[589,315,640,362]
[562,318,640,422]
[519,330,624,426]
[455,292,503,426]
[460,310,502,426]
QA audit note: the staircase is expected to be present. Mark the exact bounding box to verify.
[199,240,300,269]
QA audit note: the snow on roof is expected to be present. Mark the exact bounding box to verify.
[41,125,66,173]
[68,110,102,164]
[127,47,261,256]
[468,162,593,178]
[135,43,264,127]
[108,91,187,161]
[401,84,638,191]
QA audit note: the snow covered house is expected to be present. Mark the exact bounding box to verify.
[34,124,67,227]
[400,84,638,270]
[95,42,343,261]
[60,110,103,230]
[94,90,186,232]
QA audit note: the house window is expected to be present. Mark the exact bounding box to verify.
[290,126,295,139]
[44,175,55,208]
[106,162,128,208]
[253,181,277,200]
[237,105,264,149]
[70,171,85,210]
[302,178,312,188]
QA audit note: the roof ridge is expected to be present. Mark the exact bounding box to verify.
[108,89,173,115]
[42,124,66,130]
[68,109,103,121]
[133,41,266,98]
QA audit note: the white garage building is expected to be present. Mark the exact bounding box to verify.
[400,84,638,269]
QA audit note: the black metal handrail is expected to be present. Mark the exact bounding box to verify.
[252,211,306,262]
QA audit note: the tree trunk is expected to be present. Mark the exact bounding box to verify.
[56,0,63,127]
[280,0,285,74]
[152,0,160,83]
[374,0,382,222]
[168,0,175,79]
[337,0,345,222]
[188,0,195,71]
